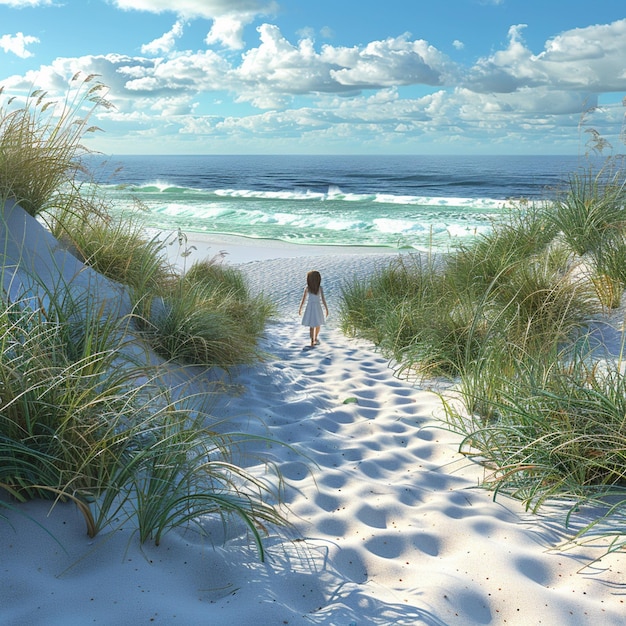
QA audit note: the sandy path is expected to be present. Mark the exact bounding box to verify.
[1,227,624,624]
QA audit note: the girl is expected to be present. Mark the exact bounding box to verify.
[298,270,329,346]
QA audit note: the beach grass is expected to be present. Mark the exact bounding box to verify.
[0,76,286,558]
[340,157,626,549]
[548,165,626,257]
[0,289,285,556]
[49,198,176,294]
[131,254,276,368]
[341,204,597,378]
[48,197,276,368]
[0,73,109,218]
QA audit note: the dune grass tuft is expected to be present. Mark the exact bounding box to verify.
[0,274,286,558]
[131,255,276,368]
[0,76,286,558]
[339,156,626,553]
[0,73,110,217]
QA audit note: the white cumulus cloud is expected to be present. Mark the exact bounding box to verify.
[0,0,54,6]
[141,20,185,55]
[116,0,277,50]
[205,15,247,49]
[329,35,453,88]
[232,26,457,107]
[0,32,39,58]
[111,0,276,20]
[467,19,626,94]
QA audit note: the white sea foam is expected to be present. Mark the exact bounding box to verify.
[374,218,430,234]
[214,188,327,201]
[99,157,553,251]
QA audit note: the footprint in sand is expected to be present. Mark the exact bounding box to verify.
[330,547,368,584]
[317,516,347,537]
[409,443,435,460]
[340,446,364,462]
[515,555,553,585]
[357,460,384,479]
[318,471,348,489]
[355,504,387,529]
[280,461,311,481]
[364,534,405,559]
[362,439,383,452]
[415,428,435,441]
[330,409,356,424]
[409,532,441,557]
[314,492,342,512]
[275,573,326,614]
[397,486,426,507]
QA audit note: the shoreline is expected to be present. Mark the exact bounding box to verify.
[158,229,411,266]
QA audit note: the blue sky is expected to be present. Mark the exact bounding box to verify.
[1,0,625,155]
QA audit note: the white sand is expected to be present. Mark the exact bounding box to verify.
[1,217,625,625]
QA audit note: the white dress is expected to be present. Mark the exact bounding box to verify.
[301,290,325,327]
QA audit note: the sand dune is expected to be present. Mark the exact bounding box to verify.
[1,212,624,625]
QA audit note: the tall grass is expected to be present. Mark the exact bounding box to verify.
[447,201,558,295]
[340,254,438,351]
[548,165,626,257]
[0,284,286,558]
[339,158,626,552]
[48,198,176,295]
[442,348,626,510]
[184,258,275,340]
[133,256,275,368]
[341,205,594,378]
[0,76,286,558]
[47,195,275,369]
[0,73,110,217]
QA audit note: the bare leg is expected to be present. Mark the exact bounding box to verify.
[313,326,320,344]
[309,327,315,346]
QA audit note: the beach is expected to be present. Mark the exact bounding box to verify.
[1,225,625,626]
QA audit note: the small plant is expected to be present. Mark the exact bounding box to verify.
[339,205,592,379]
[47,195,273,369]
[184,258,275,338]
[586,235,626,309]
[340,253,450,373]
[442,345,626,511]
[448,201,557,295]
[49,201,176,295]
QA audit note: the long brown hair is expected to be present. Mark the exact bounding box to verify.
[306,270,321,295]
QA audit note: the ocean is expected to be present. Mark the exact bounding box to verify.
[87,154,590,252]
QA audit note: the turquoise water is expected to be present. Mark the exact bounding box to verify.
[88,154,586,252]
